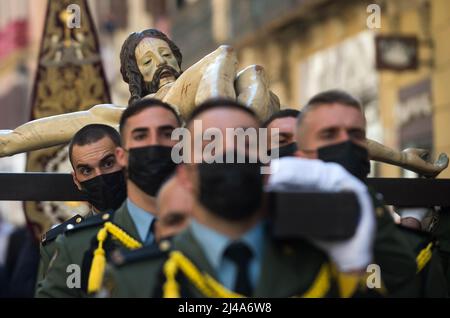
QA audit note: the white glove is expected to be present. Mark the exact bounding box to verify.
[267,157,376,272]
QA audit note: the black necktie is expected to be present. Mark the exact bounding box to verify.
[224,241,253,296]
[145,218,156,244]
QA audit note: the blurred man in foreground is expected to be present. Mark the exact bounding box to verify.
[154,176,193,241]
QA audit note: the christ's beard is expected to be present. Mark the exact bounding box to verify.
[145,65,181,94]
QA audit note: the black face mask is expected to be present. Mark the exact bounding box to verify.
[269,142,297,158]
[317,140,370,181]
[127,145,177,196]
[80,170,127,212]
[197,153,264,221]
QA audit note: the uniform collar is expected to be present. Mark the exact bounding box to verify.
[126,198,156,243]
[190,219,265,271]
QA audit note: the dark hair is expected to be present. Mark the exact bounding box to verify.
[119,98,182,136]
[186,98,261,127]
[262,109,301,127]
[119,29,182,105]
[305,89,361,110]
[298,90,363,129]
[69,124,121,166]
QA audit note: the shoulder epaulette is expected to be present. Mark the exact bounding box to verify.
[65,210,115,235]
[41,214,84,245]
[111,238,172,267]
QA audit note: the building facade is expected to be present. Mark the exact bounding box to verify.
[165,0,450,178]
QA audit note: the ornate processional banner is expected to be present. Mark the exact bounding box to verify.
[26,0,111,239]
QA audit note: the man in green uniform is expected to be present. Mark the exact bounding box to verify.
[36,98,182,297]
[263,108,300,158]
[101,99,380,298]
[36,124,127,285]
[291,89,447,297]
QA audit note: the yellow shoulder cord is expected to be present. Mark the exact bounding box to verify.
[162,250,331,298]
[162,255,180,298]
[333,264,388,298]
[300,263,331,298]
[163,251,226,297]
[334,241,435,297]
[336,272,367,298]
[88,222,142,293]
[416,242,433,273]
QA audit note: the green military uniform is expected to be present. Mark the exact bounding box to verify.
[100,192,443,298]
[396,224,448,297]
[370,191,447,297]
[371,200,418,296]
[101,226,379,298]
[429,206,450,293]
[35,201,141,298]
[36,214,85,286]
[35,210,100,291]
